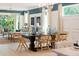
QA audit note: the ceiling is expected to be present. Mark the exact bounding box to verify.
[0,3,51,11]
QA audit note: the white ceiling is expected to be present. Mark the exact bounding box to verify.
[0,3,51,11]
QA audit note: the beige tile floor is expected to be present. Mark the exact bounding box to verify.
[0,37,57,56]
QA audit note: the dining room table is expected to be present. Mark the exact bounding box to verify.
[22,33,56,52]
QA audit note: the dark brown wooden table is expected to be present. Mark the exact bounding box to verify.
[22,34,56,52]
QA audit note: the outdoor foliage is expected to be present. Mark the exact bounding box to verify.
[0,15,14,32]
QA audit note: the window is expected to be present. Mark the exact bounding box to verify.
[36,17,41,25]
[31,17,34,25]
[63,4,79,16]
[0,15,14,32]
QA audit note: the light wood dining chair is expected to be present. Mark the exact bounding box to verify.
[11,32,28,51]
[36,35,51,51]
[59,32,68,41]
[17,36,28,51]
[11,32,21,42]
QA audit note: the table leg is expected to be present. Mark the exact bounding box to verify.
[29,36,37,52]
[51,35,56,49]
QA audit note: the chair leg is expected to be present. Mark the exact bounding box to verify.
[16,43,21,50]
[37,42,42,51]
[40,43,43,51]
[17,41,28,51]
[3,34,4,38]
[47,43,50,50]
[24,42,28,48]
[22,42,27,50]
